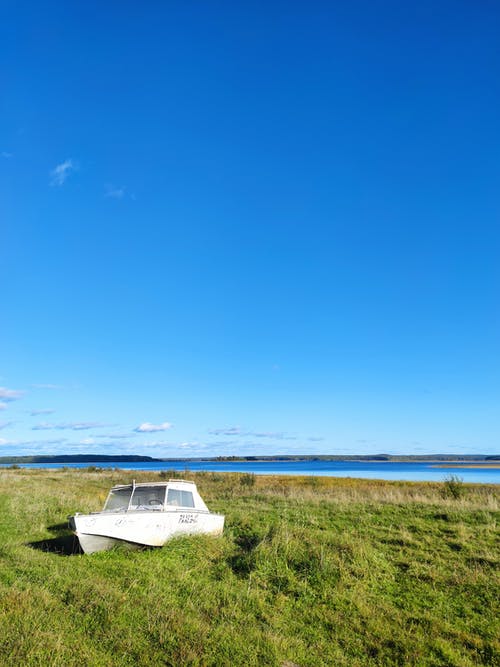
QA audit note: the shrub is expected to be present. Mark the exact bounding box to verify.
[442,474,465,500]
[240,473,256,487]
[159,469,179,479]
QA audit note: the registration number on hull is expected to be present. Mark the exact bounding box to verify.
[179,514,198,525]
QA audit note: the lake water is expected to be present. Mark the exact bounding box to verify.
[3,459,500,484]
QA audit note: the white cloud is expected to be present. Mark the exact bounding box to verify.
[0,422,13,430]
[135,422,173,433]
[50,159,76,186]
[29,409,55,416]
[0,403,7,411]
[0,387,24,401]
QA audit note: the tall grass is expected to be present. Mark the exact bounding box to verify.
[0,469,498,666]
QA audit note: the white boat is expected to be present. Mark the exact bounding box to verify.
[69,479,225,554]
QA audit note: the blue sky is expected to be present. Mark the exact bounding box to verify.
[1,1,499,458]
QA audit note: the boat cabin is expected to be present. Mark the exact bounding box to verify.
[102,480,209,513]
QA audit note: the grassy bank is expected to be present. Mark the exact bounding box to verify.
[0,469,498,666]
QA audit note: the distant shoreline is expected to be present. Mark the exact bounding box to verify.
[432,463,500,469]
[1,453,498,465]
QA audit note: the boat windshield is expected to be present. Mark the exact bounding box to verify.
[129,486,166,510]
[103,487,133,511]
[166,488,195,508]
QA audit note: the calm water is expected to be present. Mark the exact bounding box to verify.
[3,459,499,484]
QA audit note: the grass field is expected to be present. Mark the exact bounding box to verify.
[0,468,498,666]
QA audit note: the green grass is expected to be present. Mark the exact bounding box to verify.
[0,469,498,666]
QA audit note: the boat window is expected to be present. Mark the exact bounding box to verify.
[103,487,132,511]
[166,489,195,508]
[129,486,166,510]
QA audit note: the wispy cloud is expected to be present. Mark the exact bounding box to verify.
[178,441,206,450]
[0,422,13,430]
[209,426,242,436]
[0,437,67,447]
[208,440,237,447]
[35,438,68,446]
[32,422,110,431]
[32,422,61,431]
[136,440,211,456]
[105,184,126,199]
[32,383,64,390]
[29,409,55,416]
[134,422,173,433]
[208,426,297,441]
[252,431,298,440]
[0,387,24,402]
[0,403,7,411]
[2,151,12,158]
[50,159,76,186]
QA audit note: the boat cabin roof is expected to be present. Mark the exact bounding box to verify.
[111,479,196,491]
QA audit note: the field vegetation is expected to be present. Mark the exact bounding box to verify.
[0,468,498,666]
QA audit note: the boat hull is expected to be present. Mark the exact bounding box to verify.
[76,533,143,554]
[71,509,225,554]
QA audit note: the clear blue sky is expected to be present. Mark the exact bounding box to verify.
[1,1,499,458]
